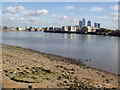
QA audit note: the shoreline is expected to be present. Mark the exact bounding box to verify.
[2,43,118,76]
[1,44,119,88]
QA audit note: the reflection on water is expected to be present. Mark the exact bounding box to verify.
[44,33,78,40]
[1,31,119,74]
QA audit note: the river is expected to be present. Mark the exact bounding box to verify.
[1,31,119,74]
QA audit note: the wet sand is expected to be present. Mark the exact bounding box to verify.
[1,44,119,88]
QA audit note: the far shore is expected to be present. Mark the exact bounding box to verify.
[1,29,120,37]
[1,44,119,88]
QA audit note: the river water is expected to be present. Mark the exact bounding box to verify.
[1,31,119,74]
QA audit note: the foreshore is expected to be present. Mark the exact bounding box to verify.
[1,44,119,88]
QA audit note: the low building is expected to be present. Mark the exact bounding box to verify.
[69,26,76,32]
[49,27,54,31]
[96,28,107,35]
[16,27,23,31]
[62,26,69,32]
[3,26,8,30]
[65,26,77,32]
[27,27,33,31]
[54,27,62,31]
[75,25,81,32]
[80,26,97,33]
[80,27,88,33]
[42,27,49,32]
[87,26,92,32]
[11,27,17,31]
[109,30,120,36]
[87,26,97,33]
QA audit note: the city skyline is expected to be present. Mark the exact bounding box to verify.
[2,2,118,29]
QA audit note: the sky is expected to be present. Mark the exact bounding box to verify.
[2,2,119,29]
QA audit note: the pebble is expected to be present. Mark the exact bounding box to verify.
[107,84,111,86]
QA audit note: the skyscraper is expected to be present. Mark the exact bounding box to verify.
[87,21,91,27]
[79,21,82,28]
[98,23,100,28]
[82,18,86,27]
[94,23,98,28]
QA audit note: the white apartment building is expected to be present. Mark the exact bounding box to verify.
[69,26,76,32]
[62,26,69,31]
[87,26,97,33]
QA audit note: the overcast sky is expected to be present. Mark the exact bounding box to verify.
[2,2,119,29]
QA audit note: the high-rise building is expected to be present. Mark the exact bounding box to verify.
[87,21,91,27]
[98,23,100,28]
[94,23,98,28]
[82,18,86,27]
[79,21,82,28]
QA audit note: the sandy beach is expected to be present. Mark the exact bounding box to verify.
[1,44,119,89]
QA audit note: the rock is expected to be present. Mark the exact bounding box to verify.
[16,68,20,70]
[25,67,29,69]
[42,69,51,73]
[46,77,51,80]
[69,71,74,74]
[106,79,110,83]
[57,76,62,80]
[64,80,67,83]
[3,70,8,73]
[102,75,106,78]
[107,84,111,86]
[98,85,102,88]
[28,85,32,89]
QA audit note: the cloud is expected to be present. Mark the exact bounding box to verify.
[20,17,25,20]
[63,16,68,19]
[10,17,15,20]
[70,18,78,25]
[3,5,48,17]
[110,13,120,22]
[111,13,120,17]
[79,7,84,10]
[13,0,19,4]
[43,22,52,25]
[90,7,104,12]
[52,14,68,20]
[10,17,25,21]
[3,6,25,14]
[25,9,48,16]
[64,5,75,10]
[110,5,118,11]
[51,14,69,26]
[112,18,118,22]
[70,13,74,16]
[29,18,40,22]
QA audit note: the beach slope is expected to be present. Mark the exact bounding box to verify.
[1,44,119,88]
